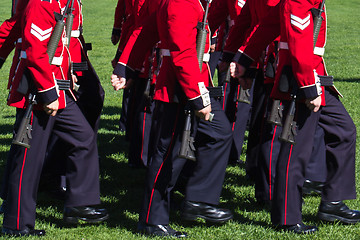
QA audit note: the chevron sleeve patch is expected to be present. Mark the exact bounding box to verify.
[30,23,53,41]
[290,14,310,30]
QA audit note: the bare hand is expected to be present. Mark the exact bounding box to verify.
[43,99,59,116]
[210,44,216,53]
[111,74,127,90]
[195,105,212,121]
[229,62,252,89]
[230,62,246,79]
[71,74,79,90]
[305,95,322,112]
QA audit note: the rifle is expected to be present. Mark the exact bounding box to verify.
[179,108,197,161]
[12,1,73,148]
[12,93,36,148]
[196,0,211,71]
[278,0,325,144]
[47,0,72,63]
[278,85,297,144]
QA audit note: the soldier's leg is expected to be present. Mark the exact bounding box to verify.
[139,101,187,225]
[318,90,356,201]
[271,103,319,226]
[182,97,233,223]
[3,109,55,231]
[52,96,101,207]
[303,125,326,195]
[316,89,359,224]
[128,100,155,167]
[185,98,232,204]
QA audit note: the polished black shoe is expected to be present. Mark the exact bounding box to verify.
[181,201,233,224]
[303,180,324,195]
[317,201,360,224]
[63,206,109,224]
[137,223,187,238]
[278,223,318,234]
[2,227,46,237]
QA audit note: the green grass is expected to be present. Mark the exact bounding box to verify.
[0,0,360,239]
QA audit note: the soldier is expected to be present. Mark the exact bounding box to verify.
[208,0,248,164]
[111,0,137,135]
[42,0,105,198]
[112,0,233,237]
[221,0,327,206]
[231,0,360,234]
[2,0,108,236]
[207,0,245,79]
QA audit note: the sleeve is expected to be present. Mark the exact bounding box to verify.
[23,1,58,103]
[285,0,320,99]
[221,0,252,62]
[207,0,229,35]
[113,0,126,36]
[114,0,159,77]
[168,0,210,109]
[0,17,18,64]
[238,3,281,68]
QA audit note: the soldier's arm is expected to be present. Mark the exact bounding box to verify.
[23,0,58,104]
[167,0,211,113]
[112,0,159,86]
[111,0,125,45]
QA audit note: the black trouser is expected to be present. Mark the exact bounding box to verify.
[3,95,101,230]
[139,98,232,225]
[271,89,356,225]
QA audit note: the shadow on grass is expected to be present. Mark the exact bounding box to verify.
[334,78,360,83]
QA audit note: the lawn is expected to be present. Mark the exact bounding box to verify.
[0,0,359,239]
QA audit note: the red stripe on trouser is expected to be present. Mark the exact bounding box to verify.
[140,111,147,160]
[146,108,179,223]
[17,111,33,229]
[284,144,293,225]
[269,125,278,201]
[17,148,27,230]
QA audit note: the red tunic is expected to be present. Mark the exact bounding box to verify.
[208,0,245,51]
[238,0,329,103]
[7,0,71,109]
[115,0,212,110]
[0,0,29,61]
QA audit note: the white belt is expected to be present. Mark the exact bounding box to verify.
[160,49,210,62]
[71,30,81,38]
[279,42,325,56]
[20,51,63,66]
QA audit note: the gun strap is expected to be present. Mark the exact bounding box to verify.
[56,79,71,90]
[72,61,88,71]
